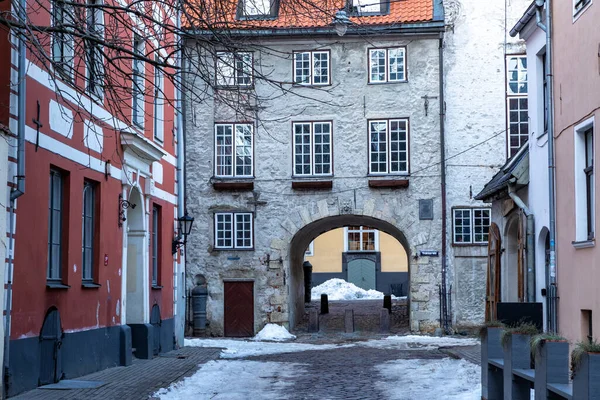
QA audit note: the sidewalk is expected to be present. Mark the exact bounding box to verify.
[441,344,481,365]
[11,346,222,400]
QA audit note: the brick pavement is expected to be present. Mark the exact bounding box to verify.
[441,344,481,365]
[11,346,222,400]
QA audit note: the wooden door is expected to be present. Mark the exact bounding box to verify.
[39,308,62,386]
[224,281,254,337]
[485,223,501,322]
[347,259,376,291]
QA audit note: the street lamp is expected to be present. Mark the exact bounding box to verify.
[172,211,195,254]
[332,10,351,37]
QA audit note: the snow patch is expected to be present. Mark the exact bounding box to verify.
[311,278,399,301]
[184,338,351,359]
[154,360,302,400]
[252,324,296,342]
[375,358,480,400]
[360,335,479,350]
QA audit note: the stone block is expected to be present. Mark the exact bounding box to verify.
[344,310,354,333]
[411,291,430,302]
[281,218,297,235]
[268,273,284,286]
[308,309,319,333]
[363,199,375,216]
[270,312,289,323]
[412,274,431,284]
[380,309,390,333]
[317,199,329,218]
[270,295,285,305]
[270,239,286,250]
[299,207,312,225]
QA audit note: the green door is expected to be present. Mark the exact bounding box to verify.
[347,258,376,291]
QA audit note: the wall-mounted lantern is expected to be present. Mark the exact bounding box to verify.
[172,211,195,255]
[118,193,136,227]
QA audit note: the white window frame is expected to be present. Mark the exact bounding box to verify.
[85,0,105,100]
[292,121,333,177]
[344,226,379,252]
[243,0,271,16]
[214,212,253,249]
[82,181,96,282]
[132,34,145,129]
[452,208,491,245]
[216,52,253,87]
[574,117,595,243]
[305,241,314,256]
[352,0,381,14]
[368,118,409,175]
[368,47,407,83]
[293,50,330,86]
[153,56,164,143]
[214,123,254,178]
[573,0,592,19]
[51,0,75,80]
[506,55,529,157]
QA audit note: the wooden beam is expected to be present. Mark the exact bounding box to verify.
[368,179,409,188]
[212,181,254,191]
[291,180,333,190]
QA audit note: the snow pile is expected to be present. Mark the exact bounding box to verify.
[311,278,398,301]
[360,335,479,350]
[252,323,296,342]
[184,338,351,358]
[154,360,301,400]
[375,358,480,400]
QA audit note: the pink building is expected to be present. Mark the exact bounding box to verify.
[553,0,599,343]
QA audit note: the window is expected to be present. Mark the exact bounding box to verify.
[85,0,104,98]
[239,0,274,17]
[368,118,409,174]
[582,310,593,342]
[507,55,529,157]
[293,51,330,86]
[48,170,64,280]
[153,56,164,142]
[152,206,160,285]
[574,0,592,16]
[368,48,406,83]
[216,52,253,87]
[453,208,491,244]
[350,0,389,15]
[51,0,74,79]
[132,35,145,128]
[305,241,314,256]
[82,181,96,281]
[214,212,253,249]
[346,226,378,252]
[575,120,595,242]
[293,121,332,176]
[215,123,253,178]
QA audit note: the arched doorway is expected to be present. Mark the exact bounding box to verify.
[289,215,410,330]
[504,215,521,302]
[125,187,148,324]
[39,307,62,385]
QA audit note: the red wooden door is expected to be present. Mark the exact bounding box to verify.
[224,281,254,337]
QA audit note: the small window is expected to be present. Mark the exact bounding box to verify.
[369,48,406,83]
[132,35,145,128]
[215,123,253,178]
[293,51,330,86]
[582,309,593,342]
[152,205,160,285]
[85,0,104,98]
[506,55,529,157]
[453,208,491,244]
[305,241,314,256]
[293,121,332,177]
[575,120,595,242]
[368,118,409,174]
[82,181,96,282]
[238,0,278,18]
[216,52,253,87]
[51,0,75,80]
[214,212,253,249]
[346,226,378,252]
[574,0,592,16]
[584,128,594,240]
[48,169,64,281]
[350,0,389,15]
[153,56,164,142]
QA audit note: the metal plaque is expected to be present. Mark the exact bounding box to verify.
[419,199,434,220]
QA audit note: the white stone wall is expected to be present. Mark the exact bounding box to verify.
[443,0,531,328]
[184,35,445,334]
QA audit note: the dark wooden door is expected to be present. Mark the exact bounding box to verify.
[224,281,254,337]
[39,308,62,386]
[150,305,161,356]
[486,223,501,322]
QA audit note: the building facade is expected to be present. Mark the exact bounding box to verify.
[2,0,183,395]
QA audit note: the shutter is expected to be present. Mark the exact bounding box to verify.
[485,223,501,322]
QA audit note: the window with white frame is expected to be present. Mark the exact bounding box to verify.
[216,52,253,86]
[48,169,64,281]
[152,205,160,285]
[574,0,592,16]
[132,35,145,128]
[82,181,96,282]
[346,226,378,252]
[305,241,314,256]
[153,56,164,142]
[369,118,409,174]
[293,51,330,85]
[453,208,491,244]
[215,212,253,249]
[351,0,386,14]
[85,0,104,98]
[507,55,529,157]
[51,0,74,79]
[240,0,273,17]
[574,120,595,242]
[369,48,406,83]
[215,123,253,178]
[293,121,332,176]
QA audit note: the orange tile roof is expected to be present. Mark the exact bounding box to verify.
[185,0,434,31]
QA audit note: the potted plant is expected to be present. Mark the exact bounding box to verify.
[531,333,568,400]
[501,322,539,400]
[571,339,600,399]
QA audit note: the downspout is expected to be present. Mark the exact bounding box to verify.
[4,0,27,392]
[508,184,536,303]
[438,34,449,332]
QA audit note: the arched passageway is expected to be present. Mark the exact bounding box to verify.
[289,215,411,330]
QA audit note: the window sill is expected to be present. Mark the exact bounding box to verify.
[213,248,255,252]
[292,180,333,190]
[82,282,102,289]
[367,80,408,85]
[572,239,595,249]
[212,179,254,191]
[215,85,254,91]
[292,83,332,88]
[151,285,163,290]
[47,282,70,290]
[368,179,409,189]
[452,243,488,247]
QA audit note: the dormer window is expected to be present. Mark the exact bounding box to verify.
[237,0,279,19]
[349,0,389,15]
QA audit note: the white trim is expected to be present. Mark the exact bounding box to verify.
[573,0,593,21]
[292,121,332,177]
[574,116,595,242]
[344,226,379,252]
[214,123,254,178]
[214,212,253,249]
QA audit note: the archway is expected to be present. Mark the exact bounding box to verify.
[289,215,411,330]
[503,215,520,302]
[125,187,148,324]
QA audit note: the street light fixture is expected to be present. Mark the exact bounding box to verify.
[172,211,195,254]
[332,10,351,37]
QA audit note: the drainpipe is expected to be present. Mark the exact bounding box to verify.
[438,34,449,332]
[508,184,536,303]
[4,0,27,393]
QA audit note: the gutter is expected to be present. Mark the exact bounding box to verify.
[509,1,538,37]
[438,33,449,332]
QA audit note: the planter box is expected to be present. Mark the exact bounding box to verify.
[573,352,600,400]
[534,340,569,400]
[482,327,504,400]
[503,333,532,400]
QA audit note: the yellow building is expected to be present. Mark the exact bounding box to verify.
[305,226,409,296]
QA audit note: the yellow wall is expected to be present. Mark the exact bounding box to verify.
[305,228,408,272]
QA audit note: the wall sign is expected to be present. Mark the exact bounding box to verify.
[419,199,434,220]
[419,250,439,257]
